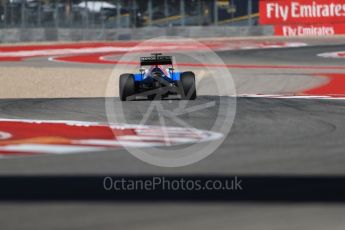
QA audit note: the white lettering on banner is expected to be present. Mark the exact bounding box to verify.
[266,3,289,21]
[266,3,274,18]
[291,2,299,19]
[282,25,335,36]
[265,1,345,21]
[280,4,289,21]
[283,26,297,36]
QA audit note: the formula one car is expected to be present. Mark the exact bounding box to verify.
[119,53,196,101]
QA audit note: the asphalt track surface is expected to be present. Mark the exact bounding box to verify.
[1,38,345,229]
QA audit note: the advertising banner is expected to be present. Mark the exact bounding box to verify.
[260,0,345,25]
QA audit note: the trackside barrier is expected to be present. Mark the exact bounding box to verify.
[0,26,273,43]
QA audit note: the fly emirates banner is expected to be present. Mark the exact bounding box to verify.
[259,0,345,36]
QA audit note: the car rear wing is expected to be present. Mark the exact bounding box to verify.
[140,55,173,66]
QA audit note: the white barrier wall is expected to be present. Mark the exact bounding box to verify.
[0,26,273,43]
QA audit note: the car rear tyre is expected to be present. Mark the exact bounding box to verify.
[119,74,136,101]
[180,71,197,100]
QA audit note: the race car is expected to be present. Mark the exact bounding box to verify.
[119,53,196,101]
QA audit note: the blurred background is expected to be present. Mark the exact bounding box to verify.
[0,0,258,29]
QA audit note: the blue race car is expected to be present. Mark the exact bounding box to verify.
[119,53,196,101]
